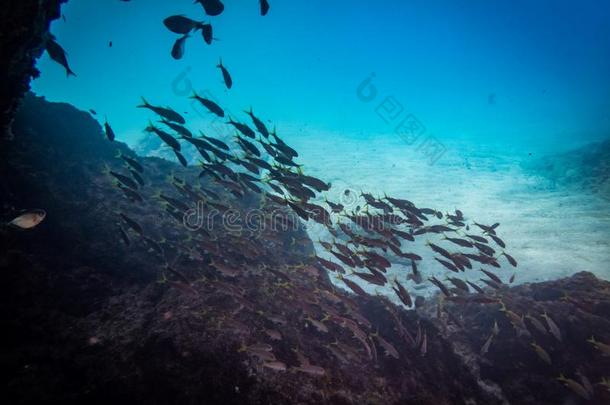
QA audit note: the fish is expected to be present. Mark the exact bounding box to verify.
[163,15,201,34]
[503,252,518,267]
[145,123,181,151]
[480,268,502,284]
[260,0,270,16]
[119,213,143,235]
[462,281,487,296]
[245,108,270,138]
[160,119,193,138]
[587,336,610,356]
[372,332,400,359]
[116,151,144,173]
[200,133,229,150]
[530,342,552,364]
[525,314,548,335]
[446,277,469,292]
[236,135,261,156]
[217,58,233,89]
[338,275,367,296]
[173,149,188,167]
[227,118,255,138]
[196,0,225,16]
[435,257,460,273]
[191,93,224,117]
[103,118,116,142]
[429,277,451,297]
[109,169,139,190]
[45,37,76,77]
[316,256,345,274]
[489,234,506,248]
[129,169,145,187]
[443,236,473,248]
[541,312,562,342]
[392,279,413,307]
[466,234,488,243]
[7,209,46,230]
[171,34,189,60]
[138,97,185,124]
[480,333,494,355]
[200,23,213,45]
[262,361,287,371]
[557,374,593,400]
[293,364,325,376]
[118,225,130,246]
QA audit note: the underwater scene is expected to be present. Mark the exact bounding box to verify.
[1,0,610,403]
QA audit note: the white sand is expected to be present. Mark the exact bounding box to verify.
[286,131,610,300]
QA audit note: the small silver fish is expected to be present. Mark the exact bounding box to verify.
[8,209,46,229]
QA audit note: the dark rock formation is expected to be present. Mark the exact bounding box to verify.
[524,139,610,202]
[0,0,66,139]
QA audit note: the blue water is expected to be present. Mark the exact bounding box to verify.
[33,0,610,155]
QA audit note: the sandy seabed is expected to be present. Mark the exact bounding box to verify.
[287,132,610,299]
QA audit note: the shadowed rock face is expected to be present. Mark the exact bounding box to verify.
[1,95,609,404]
[0,0,66,140]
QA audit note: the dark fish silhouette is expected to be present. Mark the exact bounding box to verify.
[163,15,201,34]
[120,213,143,235]
[260,0,270,16]
[200,133,229,150]
[45,38,76,77]
[245,108,270,138]
[228,118,255,138]
[104,118,116,142]
[217,59,233,89]
[160,119,192,138]
[174,149,188,167]
[117,151,144,173]
[191,93,224,117]
[146,123,181,151]
[138,97,185,124]
[196,0,225,16]
[171,34,189,60]
[200,23,213,45]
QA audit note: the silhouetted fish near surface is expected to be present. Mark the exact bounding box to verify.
[171,34,189,60]
[138,97,185,124]
[191,93,224,117]
[7,209,46,230]
[196,0,225,16]
[45,37,76,77]
[163,15,201,34]
[260,0,270,16]
[104,118,116,142]
[217,59,233,89]
[200,23,213,45]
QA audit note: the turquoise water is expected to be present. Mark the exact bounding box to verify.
[30,0,610,291]
[33,0,610,154]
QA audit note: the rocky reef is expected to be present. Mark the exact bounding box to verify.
[525,139,610,202]
[1,95,609,404]
[0,0,66,140]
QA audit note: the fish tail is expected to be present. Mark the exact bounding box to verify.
[217,57,223,67]
[138,97,150,108]
[66,67,77,77]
